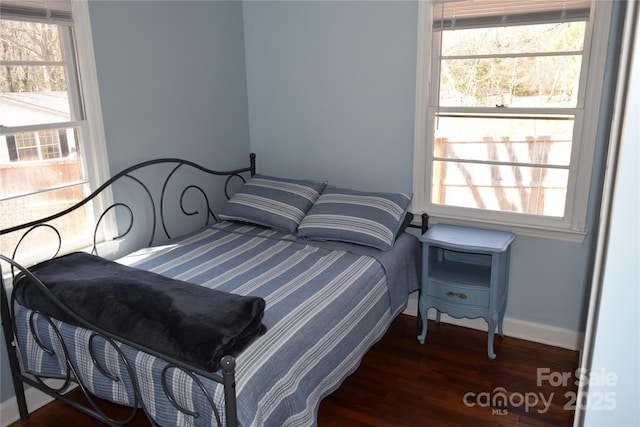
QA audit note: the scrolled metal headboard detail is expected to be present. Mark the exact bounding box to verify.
[1,154,256,265]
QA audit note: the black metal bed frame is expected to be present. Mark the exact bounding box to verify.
[1,151,428,426]
[1,154,256,427]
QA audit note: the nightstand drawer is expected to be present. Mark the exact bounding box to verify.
[427,279,489,307]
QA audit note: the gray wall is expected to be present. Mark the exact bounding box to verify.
[242,0,610,333]
[89,0,251,173]
[0,0,250,407]
[243,0,417,192]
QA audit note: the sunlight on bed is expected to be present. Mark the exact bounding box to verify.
[116,244,179,265]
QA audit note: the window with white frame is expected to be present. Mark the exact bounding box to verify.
[412,0,612,241]
[0,0,109,260]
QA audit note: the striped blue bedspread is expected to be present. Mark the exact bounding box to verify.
[15,220,420,426]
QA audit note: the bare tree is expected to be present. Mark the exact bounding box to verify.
[1,20,65,93]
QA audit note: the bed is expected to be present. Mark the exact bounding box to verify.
[1,153,425,426]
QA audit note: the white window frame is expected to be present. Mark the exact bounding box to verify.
[1,0,112,261]
[69,0,110,201]
[412,0,613,242]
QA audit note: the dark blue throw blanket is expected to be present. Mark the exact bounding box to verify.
[14,252,267,371]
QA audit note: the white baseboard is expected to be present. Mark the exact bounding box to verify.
[403,296,584,351]
[1,380,75,427]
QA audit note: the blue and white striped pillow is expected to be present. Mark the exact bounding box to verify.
[219,174,326,233]
[297,186,412,250]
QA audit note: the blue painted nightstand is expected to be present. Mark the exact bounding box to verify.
[417,223,515,359]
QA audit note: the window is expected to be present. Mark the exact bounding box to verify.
[8,129,70,161]
[1,0,109,261]
[412,0,613,241]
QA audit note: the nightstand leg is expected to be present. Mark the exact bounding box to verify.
[488,313,498,359]
[417,295,428,344]
[498,307,506,337]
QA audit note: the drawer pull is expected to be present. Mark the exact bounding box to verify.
[446,291,467,300]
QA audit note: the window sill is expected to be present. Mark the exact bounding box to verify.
[413,212,588,244]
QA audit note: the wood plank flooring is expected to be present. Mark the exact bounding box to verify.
[7,315,580,427]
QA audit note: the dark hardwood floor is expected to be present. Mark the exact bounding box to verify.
[8,315,580,427]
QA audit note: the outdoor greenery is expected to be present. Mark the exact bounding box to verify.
[1,20,67,93]
[439,22,586,108]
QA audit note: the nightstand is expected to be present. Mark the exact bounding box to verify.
[417,223,515,359]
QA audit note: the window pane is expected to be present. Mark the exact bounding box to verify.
[438,22,586,108]
[0,185,91,260]
[37,129,63,159]
[434,115,574,166]
[440,55,583,108]
[1,127,81,197]
[0,21,63,62]
[431,161,568,216]
[0,20,72,127]
[441,22,586,56]
[0,68,71,127]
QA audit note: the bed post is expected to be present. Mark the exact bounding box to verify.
[220,355,238,427]
[421,213,430,234]
[0,269,29,421]
[249,153,256,177]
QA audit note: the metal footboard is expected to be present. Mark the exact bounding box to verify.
[1,260,238,426]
